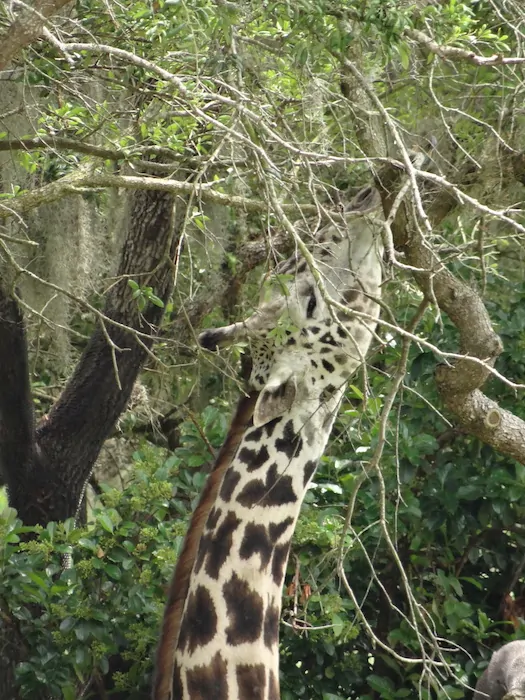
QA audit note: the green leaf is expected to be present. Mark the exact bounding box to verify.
[75,644,90,665]
[348,384,364,400]
[74,624,91,642]
[148,293,165,308]
[331,613,344,638]
[97,513,114,533]
[99,655,109,674]
[59,617,76,633]
[367,674,394,694]
[46,521,57,541]
[27,572,49,590]
[104,563,122,580]
[397,42,410,70]
[61,684,77,700]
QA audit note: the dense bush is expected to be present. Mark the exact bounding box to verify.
[0,407,226,699]
[2,0,525,696]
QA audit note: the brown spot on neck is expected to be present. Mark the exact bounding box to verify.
[152,390,257,700]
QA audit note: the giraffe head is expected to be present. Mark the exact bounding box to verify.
[199,185,384,428]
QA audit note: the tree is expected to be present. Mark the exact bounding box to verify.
[1,0,525,697]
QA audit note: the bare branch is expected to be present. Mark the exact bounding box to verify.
[378,149,525,466]
[406,27,525,67]
[0,169,321,221]
[0,136,129,160]
[336,48,525,464]
[0,137,219,170]
[435,373,525,465]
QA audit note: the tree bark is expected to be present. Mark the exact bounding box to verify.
[0,181,185,698]
[0,184,183,524]
[0,0,74,71]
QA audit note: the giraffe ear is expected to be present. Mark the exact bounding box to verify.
[346,185,381,214]
[253,375,297,428]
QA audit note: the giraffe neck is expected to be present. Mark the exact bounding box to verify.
[172,387,345,700]
[153,391,257,700]
[162,183,386,699]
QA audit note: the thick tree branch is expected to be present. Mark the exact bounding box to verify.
[5,164,525,236]
[377,160,525,465]
[405,27,525,67]
[0,292,37,486]
[0,136,129,161]
[434,379,525,465]
[0,136,227,171]
[0,169,321,221]
[36,187,180,518]
[338,57,525,464]
[0,0,74,71]
[2,178,185,524]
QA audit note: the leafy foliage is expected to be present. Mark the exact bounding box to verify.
[2,0,525,697]
[5,277,525,698]
[0,405,230,699]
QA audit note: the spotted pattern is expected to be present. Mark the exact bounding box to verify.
[322,359,335,373]
[236,463,296,508]
[186,653,228,700]
[172,662,184,698]
[271,542,291,586]
[195,511,241,579]
[319,331,338,346]
[263,604,280,648]
[219,468,241,502]
[206,507,222,529]
[306,288,317,319]
[268,670,280,700]
[275,420,303,460]
[237,664,266,699]
[179,586,217,654]
[238,444,271,471]
[264,417,281,438]
[240,523,273,568]
[224,573,264,645]
[169,184,385,700]
[303,459,318,487]
[269,516,294,541]
[244,426,264,443]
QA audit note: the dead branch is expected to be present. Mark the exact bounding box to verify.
[378,151,525,465]
[0,169,321,221]
[406,27,525,67]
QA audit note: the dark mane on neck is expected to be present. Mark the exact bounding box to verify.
[152,388,258,700]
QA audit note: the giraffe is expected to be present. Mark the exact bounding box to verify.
[154,183,385,700]
[474,640,525,700]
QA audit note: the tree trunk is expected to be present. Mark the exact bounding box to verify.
[1,186,182,524]
[0,183,184,698]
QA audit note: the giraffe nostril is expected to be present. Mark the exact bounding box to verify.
[198,329,222,351]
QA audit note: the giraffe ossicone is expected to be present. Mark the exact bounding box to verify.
[155,183,385,700]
